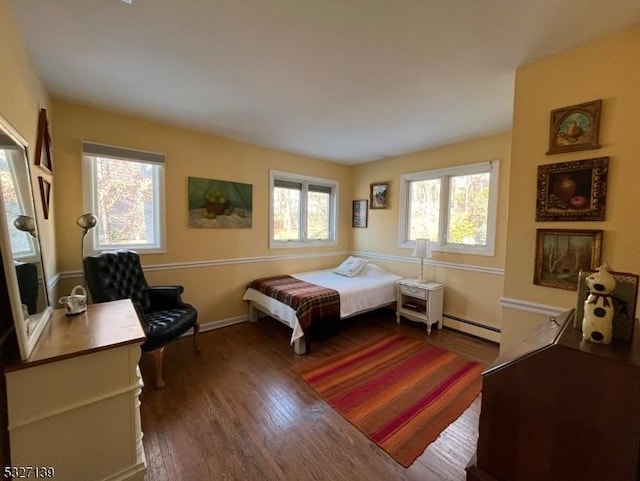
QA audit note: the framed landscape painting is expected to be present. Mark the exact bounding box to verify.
[534,229,602,290]
[370,182,389,209]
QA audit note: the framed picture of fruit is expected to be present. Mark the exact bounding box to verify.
[188,176,252,228]
[535,157,608,221]
[546,99,602,155]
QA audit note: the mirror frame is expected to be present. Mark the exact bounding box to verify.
[0,114,52,359]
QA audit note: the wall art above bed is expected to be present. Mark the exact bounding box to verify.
[352,199,368,227]
[188,176,252,228]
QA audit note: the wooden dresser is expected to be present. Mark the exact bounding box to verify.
[5,299,147,481]
[467,310,640,481]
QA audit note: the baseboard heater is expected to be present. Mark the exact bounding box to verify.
[443,313,501,333]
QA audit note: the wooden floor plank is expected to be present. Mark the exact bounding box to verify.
[140,309,498,481]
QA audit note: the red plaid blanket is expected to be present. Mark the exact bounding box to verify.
[248,275,340,333]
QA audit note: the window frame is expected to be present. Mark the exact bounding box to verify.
[82,142,167,254]
[0,147,38,261]
[269,170,338,249]
[398,160,499,256]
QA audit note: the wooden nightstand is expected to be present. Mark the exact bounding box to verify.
[396,279,444,334]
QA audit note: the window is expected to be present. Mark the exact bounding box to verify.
[399,161,499,256]
[82,142,166,253]
[270,170,338,248]
[0,145,37,260]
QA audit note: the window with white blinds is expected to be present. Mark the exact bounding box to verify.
[82,142,166,253]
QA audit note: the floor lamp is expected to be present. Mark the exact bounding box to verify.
[13,215,37,238]
[412,238,431,283]
[77,213,97,286]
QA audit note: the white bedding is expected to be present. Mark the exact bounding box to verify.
[242,264,402,344]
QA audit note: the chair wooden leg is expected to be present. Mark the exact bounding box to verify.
[148,348,166,389]
[193,323,202,353]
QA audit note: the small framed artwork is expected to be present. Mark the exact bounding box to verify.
[34,108,53,174]
[370,182,389,209]
[574,269,639,341]
[352,199,368,228]
[38,176,51,220]
[534,229,602,290]
[546,99,602,155]
[536,157,608,221]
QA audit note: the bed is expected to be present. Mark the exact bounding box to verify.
[242,260,402,354]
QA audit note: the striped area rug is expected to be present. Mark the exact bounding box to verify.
[296,332,484,467]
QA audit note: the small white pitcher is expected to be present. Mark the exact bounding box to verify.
[59,284,88,316]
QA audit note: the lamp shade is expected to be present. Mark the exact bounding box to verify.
[13,215,37,238]
[412,238,431,258]
[77,213,98,232]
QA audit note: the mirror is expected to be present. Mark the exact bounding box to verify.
[0,114,52,359]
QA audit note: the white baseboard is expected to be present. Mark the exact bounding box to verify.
[197,315,248,333]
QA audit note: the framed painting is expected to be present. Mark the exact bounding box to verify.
[534,229,602,290]
[546,99,602,155]
[38,176,51,220]
[574,269,639,341]
[352,199,368,228]
[536,157,608,221]
[188,176,252,228]
[370,182,389,209]
[34,108,53,174]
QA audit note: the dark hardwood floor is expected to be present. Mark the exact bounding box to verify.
[140,310,498,481]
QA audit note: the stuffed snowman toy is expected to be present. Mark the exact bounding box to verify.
[582,265,616,344]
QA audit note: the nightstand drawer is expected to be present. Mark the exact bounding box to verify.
[400,285,427,299]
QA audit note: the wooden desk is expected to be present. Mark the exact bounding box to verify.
[5,300,147,481]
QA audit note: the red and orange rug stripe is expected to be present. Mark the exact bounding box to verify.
[296,332,484,467]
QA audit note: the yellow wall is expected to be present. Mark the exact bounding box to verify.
[5,0,638,347]
[51,100,352,324]
[0,0,55,281]
[351,132,512,341]
[502,26,640,351]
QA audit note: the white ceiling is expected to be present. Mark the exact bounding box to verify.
[8,0,640,164]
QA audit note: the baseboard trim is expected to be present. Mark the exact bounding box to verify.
[444,313,501,333]
[197,315,248,334]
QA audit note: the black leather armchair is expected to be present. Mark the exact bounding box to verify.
[84,250,200,388]
[15,261,39,315]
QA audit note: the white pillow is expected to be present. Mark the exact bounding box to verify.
[358,264,387,278]
[334,256,369,278]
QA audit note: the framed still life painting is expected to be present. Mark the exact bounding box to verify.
[546,99,602,155]
[536,157,608,221]
[188,176,252,228]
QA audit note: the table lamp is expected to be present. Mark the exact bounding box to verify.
[412,238,431,283]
